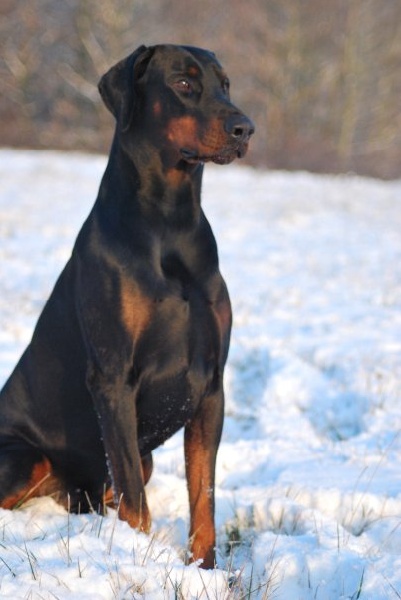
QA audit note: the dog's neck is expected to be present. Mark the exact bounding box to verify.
[99,132,205,227]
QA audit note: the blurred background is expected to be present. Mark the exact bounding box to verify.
[1,0,400,179]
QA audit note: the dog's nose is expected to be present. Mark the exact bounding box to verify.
[225,114,255,142]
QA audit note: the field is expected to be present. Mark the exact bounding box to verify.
[0,150,401,599]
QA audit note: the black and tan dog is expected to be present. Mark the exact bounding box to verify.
[0,44,254,568]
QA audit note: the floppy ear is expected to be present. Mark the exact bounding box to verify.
[98,45,154,132]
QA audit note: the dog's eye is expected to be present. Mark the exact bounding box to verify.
[222,78,230,94]
[174,79,193,95]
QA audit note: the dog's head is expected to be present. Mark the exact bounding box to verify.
[98,44,255,166]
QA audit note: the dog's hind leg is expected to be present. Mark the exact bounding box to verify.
[141,452,153,485]
[0,441,53,509]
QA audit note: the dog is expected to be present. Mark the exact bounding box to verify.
[0,44,254,568]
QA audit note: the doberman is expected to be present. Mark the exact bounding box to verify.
[0,44,254,568]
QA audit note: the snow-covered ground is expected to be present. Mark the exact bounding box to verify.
[1,149,401,599]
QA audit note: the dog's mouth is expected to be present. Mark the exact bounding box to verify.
[180,143,249,165]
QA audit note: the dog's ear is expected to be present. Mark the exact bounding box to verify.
[98,45,155,132]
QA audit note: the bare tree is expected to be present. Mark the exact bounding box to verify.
[0,0,400,178]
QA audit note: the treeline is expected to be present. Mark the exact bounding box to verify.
[1,0,400,178]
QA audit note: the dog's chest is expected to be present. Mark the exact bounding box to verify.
[136,254,224,374]
[134,293,221,453]
[131,251,229,453]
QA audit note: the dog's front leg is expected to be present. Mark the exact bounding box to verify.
[87,368,151,532]
[75,254,152,532]
[184,386,224,569]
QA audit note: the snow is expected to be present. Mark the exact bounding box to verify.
[1,148,401,599]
